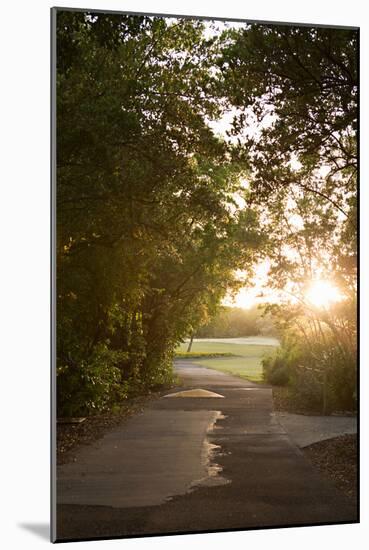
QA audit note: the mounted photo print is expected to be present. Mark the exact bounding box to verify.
[51,7,359,543]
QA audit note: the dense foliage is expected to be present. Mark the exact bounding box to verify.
[263,310,357,413]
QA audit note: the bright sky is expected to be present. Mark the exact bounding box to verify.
[222,261,275,309]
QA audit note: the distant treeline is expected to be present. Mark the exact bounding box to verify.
[196,306,278,338]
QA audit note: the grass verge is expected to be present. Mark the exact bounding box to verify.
[176,340,277,383]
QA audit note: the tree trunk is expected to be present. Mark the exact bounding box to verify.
[186,333,194,353]
[322,367,328,416]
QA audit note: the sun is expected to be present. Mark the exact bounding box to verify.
[305,280,343,309]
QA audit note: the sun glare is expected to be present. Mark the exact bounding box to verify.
[223,288,256,309]
[305,280,343,309]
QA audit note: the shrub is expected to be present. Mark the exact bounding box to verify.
[326,351,357,412]
[267,364,290,386]
[262,340,299,386]
[57,344,129,417]
[266,334,357,413]
[289,365,325,411]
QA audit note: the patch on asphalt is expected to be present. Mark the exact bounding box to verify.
[164,389,225,398]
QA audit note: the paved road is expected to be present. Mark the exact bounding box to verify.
[56,360,357,541]
[184,336,280,346]
[276,412,357,448]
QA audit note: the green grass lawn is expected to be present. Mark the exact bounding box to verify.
[176,339,278,382]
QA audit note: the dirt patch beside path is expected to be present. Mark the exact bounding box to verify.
[303,434,357,501]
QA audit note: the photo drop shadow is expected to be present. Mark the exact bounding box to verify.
[18,523,49,541]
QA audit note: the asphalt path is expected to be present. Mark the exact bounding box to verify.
[184,336,280,346]
[56,360,357,541]
[276,412,357,448]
